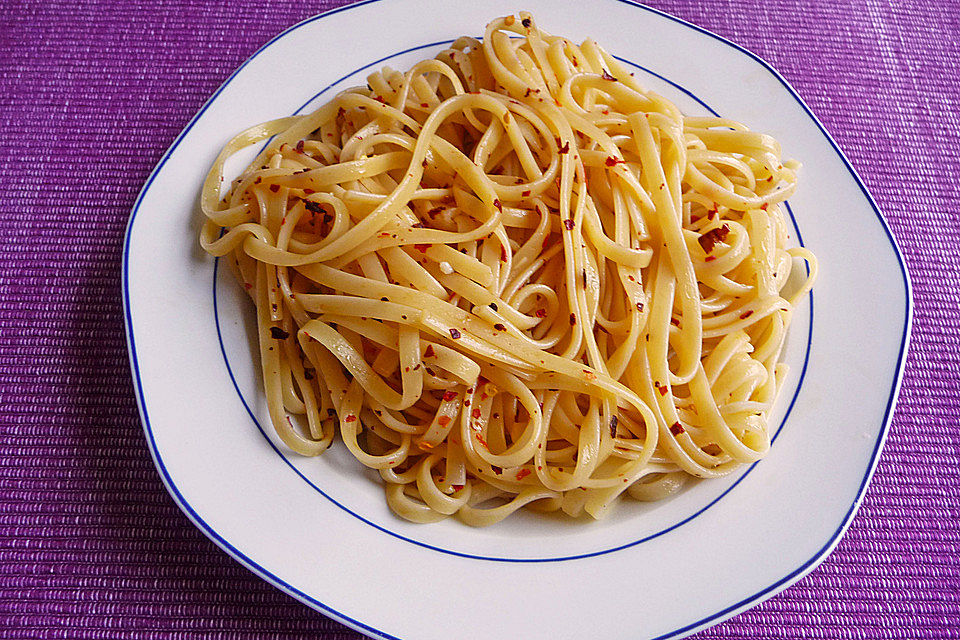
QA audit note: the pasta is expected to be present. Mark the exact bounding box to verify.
[199,13,817,526]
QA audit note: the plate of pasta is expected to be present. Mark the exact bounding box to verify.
[122,1,911,639]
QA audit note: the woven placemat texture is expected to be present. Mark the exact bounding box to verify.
[1,0,957,637]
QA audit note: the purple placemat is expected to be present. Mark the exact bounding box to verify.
[1,0,958,637]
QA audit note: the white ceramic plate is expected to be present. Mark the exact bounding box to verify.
[122,1,911,638]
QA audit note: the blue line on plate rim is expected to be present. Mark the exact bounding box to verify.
[212,40,813,563]
[120,1,913,638]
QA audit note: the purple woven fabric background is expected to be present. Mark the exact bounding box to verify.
[1,0,958,637]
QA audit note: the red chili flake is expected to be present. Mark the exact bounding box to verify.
[426,206,443,218]
[269,326,289,340]
[516,469,532,481]
[705,256,717,262]
[521,17,531,27]
[420,102,428,108]
[690,213,702,223]
[476,434,488,447]
[524,87,532,97]
[521,189,531,197]
[602,109,609,115]
[493,199,502,212]
[707,209,717,221]
[472,408,482,419]
[492,466,503,475]
[494,323,506,331]
[500,245,508,262]
[243,282,253,290]
[698,224,730,253]
[670,317,680,327]
[559,141,570,154]
[609,415,618,438]
[636,302,644,312]
[740,310,755,320]
[443,390,458,402]
[269,184,280,193]
[535,308,547,318]
[489,302,498,311]
[583,369,597,380]
[295,140,305,153]
[761,203,769,211]
[451,484,464,491]
[438,416,451,427]
[414,243,430,253]
[655,382,668,396]
[605,156,624,167]
[670,422,685,436]
[569,313,576,325]
[303,188,315,194]
[464,400,470,407]
[344,415,357,423]
[601,70,617,81]
[449,328,461,339]
[253,177,261,184]
[424,345,435,358]
[304,201,324,215]
[563,219,574,231]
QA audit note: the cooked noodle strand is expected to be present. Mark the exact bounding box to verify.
[200,13,816,526]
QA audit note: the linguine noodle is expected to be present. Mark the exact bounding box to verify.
[199,13,817,526]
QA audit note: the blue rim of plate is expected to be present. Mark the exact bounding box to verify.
[212,39,814,563]
[121,1,913,639]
